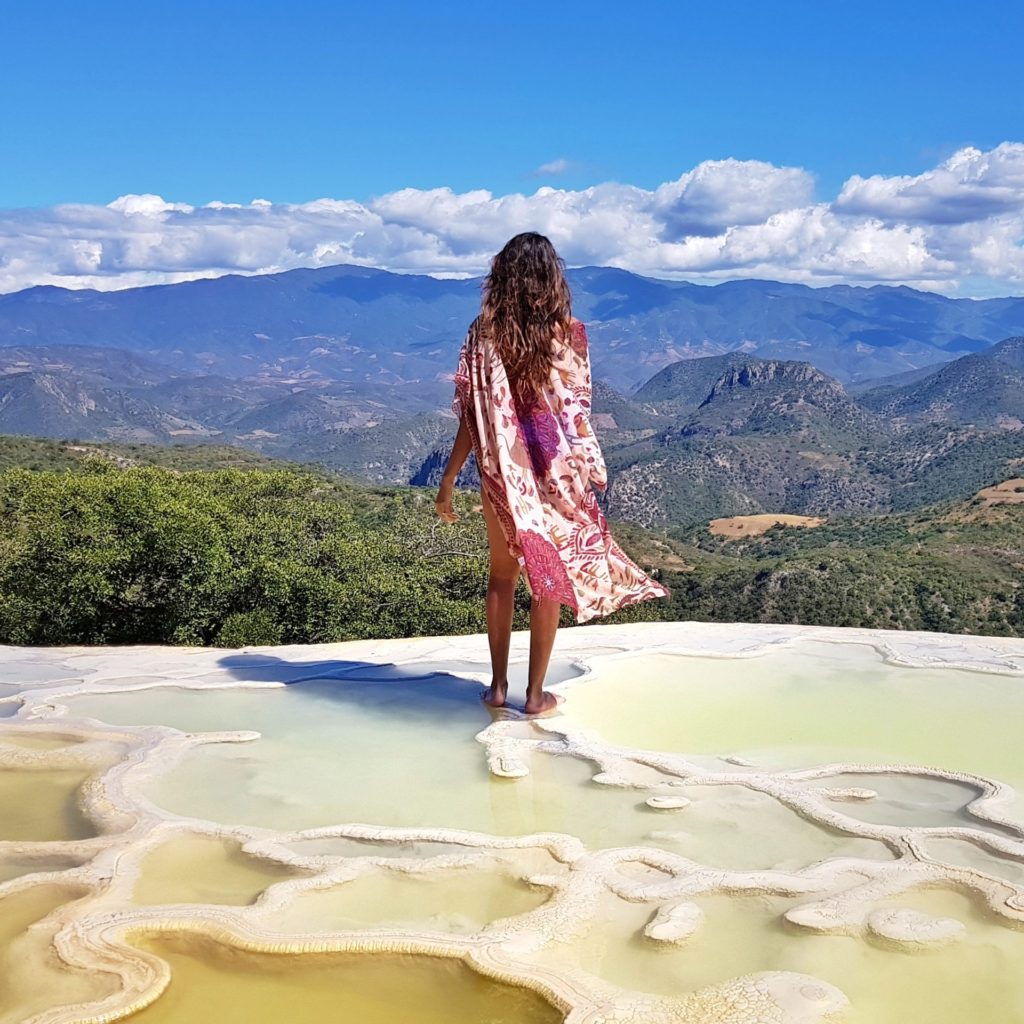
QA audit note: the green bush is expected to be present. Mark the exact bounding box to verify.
[0,465,499,645]
[0,443,1020,645]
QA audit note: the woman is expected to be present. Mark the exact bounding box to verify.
[436,233,669,715]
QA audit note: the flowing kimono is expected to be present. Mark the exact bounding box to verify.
[452,317,670,624]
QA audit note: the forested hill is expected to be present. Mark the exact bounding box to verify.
[1,435,1020,646]
[589,340,1024,529]
[856,335,1024,426]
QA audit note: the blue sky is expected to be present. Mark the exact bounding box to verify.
[2,1,1023,296]
[3,0,1021,208]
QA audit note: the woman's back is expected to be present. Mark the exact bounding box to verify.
[506,318,607,494]
[438,232,668,714]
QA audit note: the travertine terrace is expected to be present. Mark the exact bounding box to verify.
[1,622,1023,1023]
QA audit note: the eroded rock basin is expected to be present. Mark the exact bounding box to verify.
[1,621,1023,1024]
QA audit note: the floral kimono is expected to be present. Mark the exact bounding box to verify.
[452,317,670,623]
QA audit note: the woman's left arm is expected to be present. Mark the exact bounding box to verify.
[436,411,472,522]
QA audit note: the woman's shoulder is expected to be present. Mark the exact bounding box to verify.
[556,317,586,340]
[566,317,588,353]
[465,315,485,348]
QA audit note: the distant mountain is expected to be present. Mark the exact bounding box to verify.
[589,379,663,435]
[4,264,1024,392]
[856,335,1024,427]
[0,344,183,387]
[571,270,1024,387]
[2,265,1024,521]
[590,347,1023,528]
[671,359,882,444]
[632,353,752,414]
[599,359,888,527]
[0,343,452,472]
[844,359,952,397]
[0,368,208,441]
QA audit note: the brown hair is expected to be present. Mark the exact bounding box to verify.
[476,232,573,401]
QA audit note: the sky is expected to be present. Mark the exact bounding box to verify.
[2,0,1023,297]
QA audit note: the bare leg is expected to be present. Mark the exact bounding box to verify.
[480,487,520,708]
[525,596,560,714]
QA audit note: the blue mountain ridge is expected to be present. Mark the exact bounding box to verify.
[3,263,1024,389]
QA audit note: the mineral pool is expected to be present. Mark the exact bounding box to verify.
[1,621,1023,1024]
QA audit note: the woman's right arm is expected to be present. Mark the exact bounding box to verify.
[437,327,475,522]
[441,411,473,488]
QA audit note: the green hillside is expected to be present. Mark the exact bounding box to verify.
[857,335,1024,425]
[0,435,1020,645]
[641,492,1024,636]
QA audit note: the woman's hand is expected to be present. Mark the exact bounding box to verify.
[437,413,472,524]
[435,480,460,523]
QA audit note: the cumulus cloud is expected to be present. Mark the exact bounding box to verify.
[653,158,816,238]
[834,142,1024,225]
[1,144,1023,297]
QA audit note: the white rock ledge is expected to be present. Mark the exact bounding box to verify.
[0,621,1022,1024]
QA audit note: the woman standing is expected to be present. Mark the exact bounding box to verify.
[436,233,669,715]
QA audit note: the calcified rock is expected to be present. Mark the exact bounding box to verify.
[665,972,848,1024]
[1,621,1024,1024]
[645,796,691,810]
[818,787,878,802]
[644,900,703,943]
[866,907,965,946]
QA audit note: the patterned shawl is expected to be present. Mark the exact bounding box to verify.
[452,318,669,623]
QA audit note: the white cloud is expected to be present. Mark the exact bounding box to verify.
[534,157,571,176]
[1,144,1023,297]
[834,142,1024,224]
[106,193,195,218]
[653,158,816,238]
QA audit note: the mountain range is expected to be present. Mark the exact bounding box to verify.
[1,264,1023,528]
[5,263,1024,388]
[589,337,1024,531]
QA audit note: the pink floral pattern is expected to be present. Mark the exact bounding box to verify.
[518,529,575,605]
[452,317,670,623]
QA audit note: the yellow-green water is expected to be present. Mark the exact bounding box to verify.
[0,885,118,1024]
[0,732,82,750]
[7,636,1024,1024]
[62,687,893,867]
[272,866,550,936]
[123,932,563,1024]
[539,886,1024,1024]
[922,837,1024,885]
[0,768,95,841]
[565,640,1024,798]
[0,853,86,885]
[132,835,300,906]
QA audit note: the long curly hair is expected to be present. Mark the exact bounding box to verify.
[476,232,573,401]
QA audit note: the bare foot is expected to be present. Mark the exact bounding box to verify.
[523,691,562,717]
[481,680,508,708]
